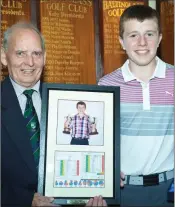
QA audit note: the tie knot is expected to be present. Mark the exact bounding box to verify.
[23,89,35,98]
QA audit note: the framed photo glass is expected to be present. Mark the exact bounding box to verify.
[38,83,120,205]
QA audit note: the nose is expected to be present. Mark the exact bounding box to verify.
[138,35,147,46]
[25,54,34,66]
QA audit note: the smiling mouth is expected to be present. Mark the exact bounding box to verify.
[135,50,149,54]
[21,69,35,74]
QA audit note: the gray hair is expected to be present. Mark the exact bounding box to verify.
[2,21,45,51]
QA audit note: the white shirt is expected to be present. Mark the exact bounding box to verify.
[10,77,42,123]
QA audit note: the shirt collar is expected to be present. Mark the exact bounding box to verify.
[10,76,40,98]
[121,56,166,82]
[76,113,87,118]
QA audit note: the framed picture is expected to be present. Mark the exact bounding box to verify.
[38,83,120,205]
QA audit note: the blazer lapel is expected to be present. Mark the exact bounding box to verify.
[1,77,37,173]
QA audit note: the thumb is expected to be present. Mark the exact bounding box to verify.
[120,171,125,179]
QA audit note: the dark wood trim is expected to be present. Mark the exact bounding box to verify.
[98,0,104,77]
[30,0,37,26]
[156,0,160,13]
[155,0,162,58]
[94,0,103,81]
[30,0,41,31]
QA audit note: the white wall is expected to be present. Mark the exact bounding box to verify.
[148,0,156,9]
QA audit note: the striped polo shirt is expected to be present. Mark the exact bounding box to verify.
[99,57,174,175]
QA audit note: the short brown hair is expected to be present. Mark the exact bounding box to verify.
[119,5,161,38]
[76,101,86,109]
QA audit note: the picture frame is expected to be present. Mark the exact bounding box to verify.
[38,83,120,205]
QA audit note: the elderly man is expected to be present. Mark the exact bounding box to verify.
[1,22,107,207]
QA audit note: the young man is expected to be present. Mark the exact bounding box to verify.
[99,5,174,206]
[65,101,93,145]
[1,22,106,207]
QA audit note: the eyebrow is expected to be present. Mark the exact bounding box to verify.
[15,50,27,52]
[126,30,157,34]
[145,30,157,33]
[15,49,43,52]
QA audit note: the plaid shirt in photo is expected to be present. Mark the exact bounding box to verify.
[69,114,92,139]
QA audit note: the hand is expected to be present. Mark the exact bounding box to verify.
[32,193,56,206]
[120,171,125,187]
[86,196,107,206]
[64,121,69,128]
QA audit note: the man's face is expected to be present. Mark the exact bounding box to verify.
[1,28,46,88]
[119,18,162,67]
[77,104,86,115]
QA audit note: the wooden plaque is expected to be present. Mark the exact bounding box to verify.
[1,0,31,81]
[39,0,96,84]
[100,0,148,75]
[157,0,174,65]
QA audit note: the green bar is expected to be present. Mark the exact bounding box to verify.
[86,155,88,172]
[60,160,63,175]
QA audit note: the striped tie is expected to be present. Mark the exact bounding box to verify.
[23,89,40,169]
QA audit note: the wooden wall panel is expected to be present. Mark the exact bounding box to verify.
[100,0,148,75]
[39,0,96,84]
[1,0,173,82]
[158,0,174,65]
[1,0,31,80]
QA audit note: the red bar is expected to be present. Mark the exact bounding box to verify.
[77,160,79,176]
[102,155,104,172]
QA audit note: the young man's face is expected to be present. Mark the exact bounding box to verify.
[119,18,162,67]
[1,28,46,88]
[77,104,86,115]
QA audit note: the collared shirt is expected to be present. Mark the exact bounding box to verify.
[121,57,166,110]
[69,114,92,139]
[10,77,42,123]
[122,57,166,82]
[99,57,174,175]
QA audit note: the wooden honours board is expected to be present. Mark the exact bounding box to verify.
[158,0,174,65]
[1,0,31,80]
[100,0,147,75]
[39,0,96,84]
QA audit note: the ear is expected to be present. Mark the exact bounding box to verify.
[119,37,126,50]
[43,51,46,65]
[157,33,162,47]
[1,47,8,66]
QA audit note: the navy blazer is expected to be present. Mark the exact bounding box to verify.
[1,77,39,206]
